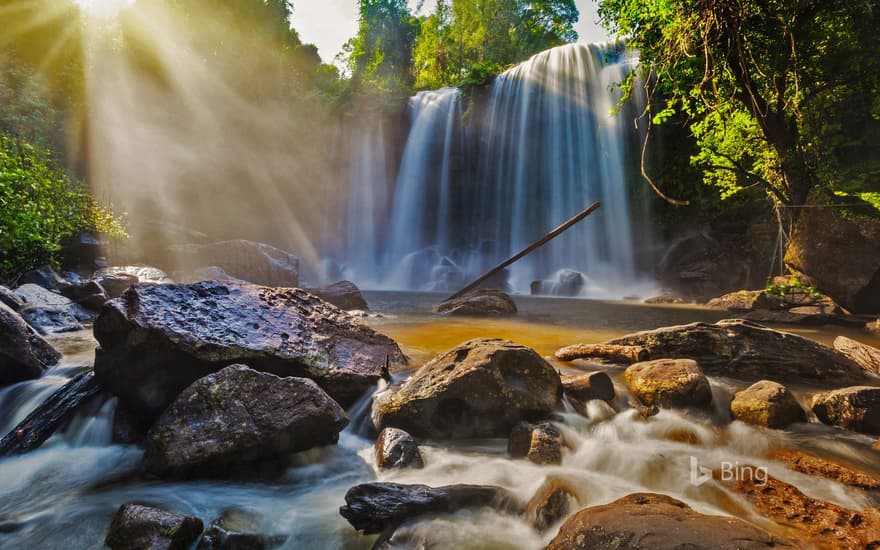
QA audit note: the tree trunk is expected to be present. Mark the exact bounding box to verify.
[555,344,649,364]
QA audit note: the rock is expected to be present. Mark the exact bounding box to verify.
[723,471,880,548]
[14,284,92,322]
[197,509,286,550]
[785,196,880,313]
[834,336,880,376]
[868,319,880,334]
[0,302,60,386]
[166,240,299,287]
[17,304,84,335]
[18,265,69,292]
[561,372,615,402]
[175,266,243,284]
[60,231,107,271]
[93,280,405,424]
[60,280,109,311]
[525,477,578,532]
[812,386,880,434]
[530,269,587,297]
[767,449,880,491]
[437,289,517,317]
[94,266,172,293]
[623,359,712,409]
[145,365,348,477]
[339,482,521,535]
[105,503,204,550]
[375,428,423,470]
[706,289,778,312]
[507,421,564,465]
[372,338,561,439]
[92,273,140,299]
[730,380,805,429]
[306,281,368,311]
[0,286,23,311]
[546,492,794,550]
[643,294,686,304]
[0,372,100,456]
[606,319,868,384]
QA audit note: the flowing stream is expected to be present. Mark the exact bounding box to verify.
[1,294,879,548]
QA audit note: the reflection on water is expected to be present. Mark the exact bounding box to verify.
[1,293,879,548]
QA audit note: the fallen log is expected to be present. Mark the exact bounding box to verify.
[834,336,880,376]
[555,344,649,363]
[0,371,100,456]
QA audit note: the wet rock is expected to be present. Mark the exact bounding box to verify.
[93,266,172,293]
[0,301,60,386]
[94,280,405,424]
[530,269,587,297]
[623,359,712,409]
[375,428,423,470]
[437,289,517,317]
[197,509,286,550]
[339,482,522,535]
[105,503,204,550]
[372,338,561,439]
[60,280,109,311]
[730,380,805,429]
[834,336,880,376]
[643,294,687,304]
[768,449,880,491]
[14,284,92,322]
[18,304,83,335]
[812,386,880,434]
[723,471,880,548]
[306,281,368,311]
[61,231,107,271]
[0,286,23,311]
[546,492,795,550]
[561,372,615,402]
[145,365,348,477]
[870,319,880,334]
[706,289,778,312]
[166,240,299,287]
[508,421,564,465]
[19,265,69,292]
[606,319,868,384]
[175,266,243,284]
[525,477,578,532]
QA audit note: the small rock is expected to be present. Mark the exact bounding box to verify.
[92,270,150,298]
[730,380,805,429]
[525,477,578,531]
[812,386,880,434]
[307,281,368,311]
[197,509,286,550]
[17,304,84,335]
[372,338,561,439]
[375,428,423,470]
[145,365,348,478]
[0,286,23,311]
[869,319,880,334]
[105,503,204,550]
[0,302,60,386]
[624,359,712,409]
[339,482,522,535]
[561,372,615,402]
[508,421,564,465]
[60,280,109,311]
[437,289,517,316]
[530,269,587,297]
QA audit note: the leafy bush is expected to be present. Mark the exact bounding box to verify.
[0,133,126,280]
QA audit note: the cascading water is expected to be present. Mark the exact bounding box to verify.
[330,42,654,297]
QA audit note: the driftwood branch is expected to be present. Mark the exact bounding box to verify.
[555,344,650,364]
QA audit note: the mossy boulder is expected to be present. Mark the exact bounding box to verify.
[623,359,712,409]
[812,386,880,434]
[730,380,805,428]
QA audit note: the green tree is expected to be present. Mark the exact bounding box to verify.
[345,0,420,94]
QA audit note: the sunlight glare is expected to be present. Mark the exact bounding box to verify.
[75,0,134,18]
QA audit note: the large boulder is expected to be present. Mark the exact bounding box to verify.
[14,284,92,322]
[811,386,880,434]
[339,482,521,535]
[785,199,880,313]
[94,281,405,424]
[546,493,795,550]
[18,265,69,292]
[623,359,712,409]
[0,302,60,386]
[17,304,83,335]
[372,338,561,439]
[166,240,299,288]
[105,503,204,550]
[530,269,587,297]
[606,319,869,384]
[59,280,109,311]
[730,380,805,429]
[145,365,348,477]
[706,290,778,312]
[437,289,517,317]
[306,281,368,311]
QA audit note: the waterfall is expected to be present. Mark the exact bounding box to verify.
[330,42,651,297]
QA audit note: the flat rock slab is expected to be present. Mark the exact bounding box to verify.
[437,289,517,316]
[606,319,869,385]
[105,503,203,550]
[14,284,92,322]
[0,301,60,386]
[94,280,405,423]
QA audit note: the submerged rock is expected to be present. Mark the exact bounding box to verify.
[730,380,805,429]
[145,365,348,477]
[546,492,795,550]
[561,372,615,402]
[507,421,564,465]
[525,477,578,532]
[0,301,60,386]
[93,280,405,424]
[375,428,424,470]
[197,509,286,550]
[307,281,368,311]
[339,482,521,535]
[372,338,561,439]
[105,503,204,550]
[166,240,299,288]
[436,289,517,316]
[606,319,869,384]
[623,359,712,409]
[812,386,880,434]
